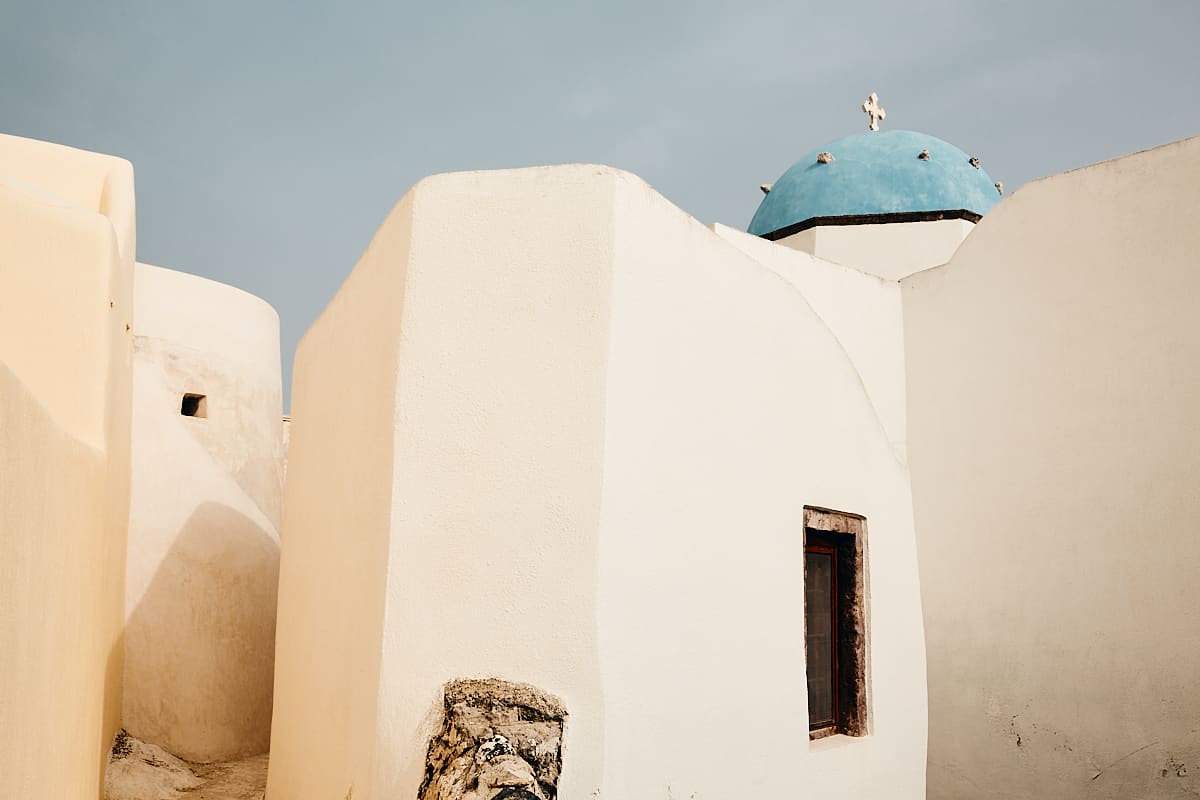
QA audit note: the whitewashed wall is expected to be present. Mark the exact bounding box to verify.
[778,217,974,281]
[269,165,928,799]
[595,173,925,798]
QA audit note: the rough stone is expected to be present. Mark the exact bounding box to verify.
[418,679,566,800]
[104,730,267,800]
[104,730,203,800]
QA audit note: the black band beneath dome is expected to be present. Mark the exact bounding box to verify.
[759,208,983,241]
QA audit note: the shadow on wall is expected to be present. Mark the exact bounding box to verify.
[124,502,279,762]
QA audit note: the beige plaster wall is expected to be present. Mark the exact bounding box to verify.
[271,165,927,799]
[124,263,282,762]
[903,136,1200,799]
[0,135,134,799]
[779,217,975,281]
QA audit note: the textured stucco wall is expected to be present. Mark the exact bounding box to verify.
[124,263,282,762]
[777,217,975,281]
[270,165,927,799]
[0,135,134,799]
[904,136,1200,799]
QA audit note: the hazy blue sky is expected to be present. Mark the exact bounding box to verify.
[4,0,1198,407]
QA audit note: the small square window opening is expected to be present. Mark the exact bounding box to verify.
[181,393,207,418]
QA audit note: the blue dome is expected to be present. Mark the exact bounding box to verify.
[748,130,999,237]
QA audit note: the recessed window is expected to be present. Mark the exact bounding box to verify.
[804,506,868,739]
[181,393,207,418]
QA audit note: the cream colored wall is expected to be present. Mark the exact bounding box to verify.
[779,217,975,281]
[124,263,282,762]
[711,223,909,461]
[903,136,1200,799]
[271,165,927,799]
[0,135,134,799]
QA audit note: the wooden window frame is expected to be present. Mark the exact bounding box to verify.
[803,506,869,740]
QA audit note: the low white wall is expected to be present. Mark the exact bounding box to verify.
[904,136,1200,799]
[0,135,134,800]
[271,165,927,799]
[123,263,282,762]
[779,217,975,281]
[280,415,291,480]
[369,167,616,799]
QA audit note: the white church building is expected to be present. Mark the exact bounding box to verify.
[1,96,1198,800]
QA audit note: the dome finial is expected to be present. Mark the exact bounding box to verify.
[862,92,886,131]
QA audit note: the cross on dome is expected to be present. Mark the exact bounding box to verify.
[862,92,886,131]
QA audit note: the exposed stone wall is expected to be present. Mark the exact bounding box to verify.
[418,679,566,800]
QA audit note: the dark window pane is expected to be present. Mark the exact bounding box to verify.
[806,550,835,729]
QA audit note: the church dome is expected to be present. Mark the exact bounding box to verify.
[748,130,1000,238]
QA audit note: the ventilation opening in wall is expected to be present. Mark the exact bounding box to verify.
[181,393,207,418]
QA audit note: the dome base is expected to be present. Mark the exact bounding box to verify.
[758,208,982,242]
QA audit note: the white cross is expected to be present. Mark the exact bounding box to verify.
[862,92,886,131]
